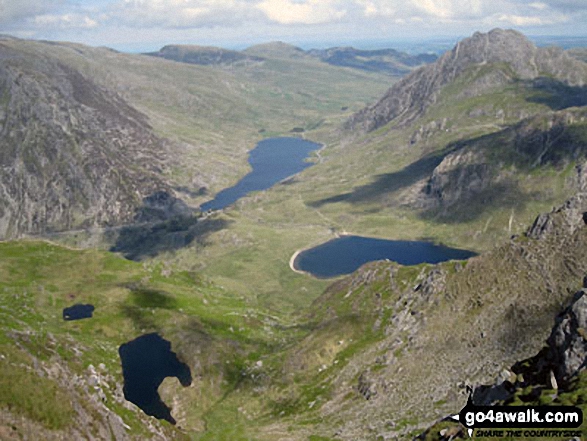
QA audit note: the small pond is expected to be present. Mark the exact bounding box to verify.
[118,333,192,424]
[63,304,95,321]
[200,137,320,212]
[293,235,477,278]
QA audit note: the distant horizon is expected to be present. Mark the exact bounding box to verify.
[3,31,587,56]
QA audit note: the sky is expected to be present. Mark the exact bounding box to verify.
[1,0,586,52]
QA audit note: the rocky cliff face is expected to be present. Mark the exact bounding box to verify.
[413,108,587,215]
[547,288,587,383]
[0,42,185,238]
[346,28,587,131]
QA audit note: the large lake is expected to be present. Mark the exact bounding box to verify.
[293,235,476,278]
[200,137,321,212]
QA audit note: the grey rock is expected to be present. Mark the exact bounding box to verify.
[547,289,587,382]
[0,44,184,238]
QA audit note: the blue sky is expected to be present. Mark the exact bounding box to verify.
[1,0,586,52]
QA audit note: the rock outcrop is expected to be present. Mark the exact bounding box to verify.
[548,288,587,382]
[469,281,587,408]
[413,108,587,215]
[0,42,183,238]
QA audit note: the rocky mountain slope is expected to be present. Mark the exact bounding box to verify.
[346,28,587,131]
[410,107,587,221]
[419,279,587,439]
[0,41,189,239]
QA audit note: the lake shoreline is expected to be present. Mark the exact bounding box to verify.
[292,235,477,278]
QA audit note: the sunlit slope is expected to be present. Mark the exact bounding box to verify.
[0,240,305,439]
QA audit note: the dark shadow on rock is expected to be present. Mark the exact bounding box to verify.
[174,185,208,198]
[525,77,587,111]
[110,216,231,261]
[119,333,192,424]
[419,179,531,224]
[417,115,587,223]
[306,149,453,208]
[134,191,195,223]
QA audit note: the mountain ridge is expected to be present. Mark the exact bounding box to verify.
[346,28,587,132]
[145,44,264,66]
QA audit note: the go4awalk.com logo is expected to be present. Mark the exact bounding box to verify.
[451,398,583,438]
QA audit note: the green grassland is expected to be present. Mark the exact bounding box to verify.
[0,240,308,438]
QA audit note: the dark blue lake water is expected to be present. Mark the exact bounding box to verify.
[119,333,192,424]
[200,137,321,212]
[294,235,476,278]
[63,304,94,321]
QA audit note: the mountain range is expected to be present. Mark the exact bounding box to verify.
[147,41,436,76]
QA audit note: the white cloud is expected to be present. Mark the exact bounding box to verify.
[0,0,63,24]
[413,0,454,19]
[0,0,586,49]
[357,0,384,17]
[256,0,347,25]
[495,11,569,26]
[34,13,99,29]
[109,0,264,28]
[353,0,489,22]
[528,2,549,10]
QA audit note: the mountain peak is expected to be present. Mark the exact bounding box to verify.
[243,41,307,59]
[448,28,538,78]
[145,44,263,66]
[346,29,585,132]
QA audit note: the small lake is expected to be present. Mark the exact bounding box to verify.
[119,333,192,424]
[293,235,476,278]
[200,137,321,212]
[63,304,94,321]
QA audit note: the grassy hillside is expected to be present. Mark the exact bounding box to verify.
[0,240,317,439]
